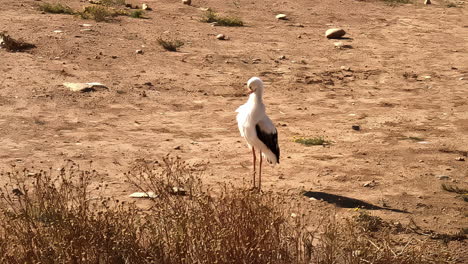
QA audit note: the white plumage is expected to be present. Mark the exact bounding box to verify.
[236,77,280,191]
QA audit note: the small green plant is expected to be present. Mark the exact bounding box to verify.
[100,0,126,6]
[78,5,118,22]
[0,32,36,52]
[201,10,244,26]
[157,38,184,52]
[293,136,330,146]
[129,10,144,18]
[39,2,75,14]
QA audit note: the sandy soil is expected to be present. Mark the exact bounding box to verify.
[1,0,467,259]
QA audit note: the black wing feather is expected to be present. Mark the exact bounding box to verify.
[255,124,280,163]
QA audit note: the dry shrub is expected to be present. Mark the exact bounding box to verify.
[201,10,244,26]
[0,162,146,263]
[0,157,459,263]
[39,2,75,14]
[0,32,36,52]
[157,38,184,52]
[125,156,305,263]
[78,5,120,22]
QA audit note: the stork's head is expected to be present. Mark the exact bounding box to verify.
[247,77,264,95]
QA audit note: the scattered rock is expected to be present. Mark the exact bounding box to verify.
[436,175,450,180]
[455,157,465,161]
[352,125,361,131]
[53,30,63,33]
[169,186,187,196]
[325,28,346,39]
[424,0,431,4]
[334,41,352,49]
[182,0,191,5]
[174,146,181,150]
[216,34,226,40]
[142,3,152,10]
[341,66,351,71]
[136,49,144,54]
[276,14,288,20]
[129,191,157,198]
[63,82,108,92]
[363,180,377,188]
[81,24,93,27]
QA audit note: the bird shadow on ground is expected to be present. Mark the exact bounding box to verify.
[303,191,409,213]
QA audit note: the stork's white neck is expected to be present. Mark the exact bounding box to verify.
[248,91,263,105]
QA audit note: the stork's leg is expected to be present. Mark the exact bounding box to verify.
[252,147,256,189]
[259,152,263,192]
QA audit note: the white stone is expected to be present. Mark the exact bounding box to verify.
[216,34,226,40]
[424,0,431,4]
[182,0,191,5]
[276,14,287,20]
[142,3,151,10]
[129,192,158,198]
[63,82,108,92]
[325,28,346,39]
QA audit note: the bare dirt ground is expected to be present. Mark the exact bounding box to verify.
[1,0,467,260]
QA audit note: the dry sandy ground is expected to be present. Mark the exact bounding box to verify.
[1,0,467,260]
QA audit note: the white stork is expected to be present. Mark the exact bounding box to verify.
[236,77,280,191]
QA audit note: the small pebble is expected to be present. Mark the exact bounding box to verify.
[352,125,360,131]
[182,0,191,5]
[436,175,450,180]
[216,34,226,40]
[455,157,465,161]
[136,49,144,54]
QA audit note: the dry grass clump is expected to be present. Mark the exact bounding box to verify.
[0,157,459,264]
[39,2,75,14]
[99,0,127,6]
[441,183,468,202]
[78,5,123,22]
[0,162,146,263]
[129,9,145,19]
[0,32,36,52]
[201,10,244,26]
[293,136,331,146]
[157,38,184,51]
[382,0,412,4]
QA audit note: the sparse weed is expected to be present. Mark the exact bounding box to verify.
[39,2,75,14]
[441,183,468,195]
[0,32,36,52]
[157,38,184,51]
[201,10,244,26]
[382,0,412,4]
[129,9,144,18]
[78,5,118,22]
[293,136,331,146]
[100,0,126,6]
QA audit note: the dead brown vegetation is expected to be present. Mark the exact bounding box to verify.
[0,157,460,264]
